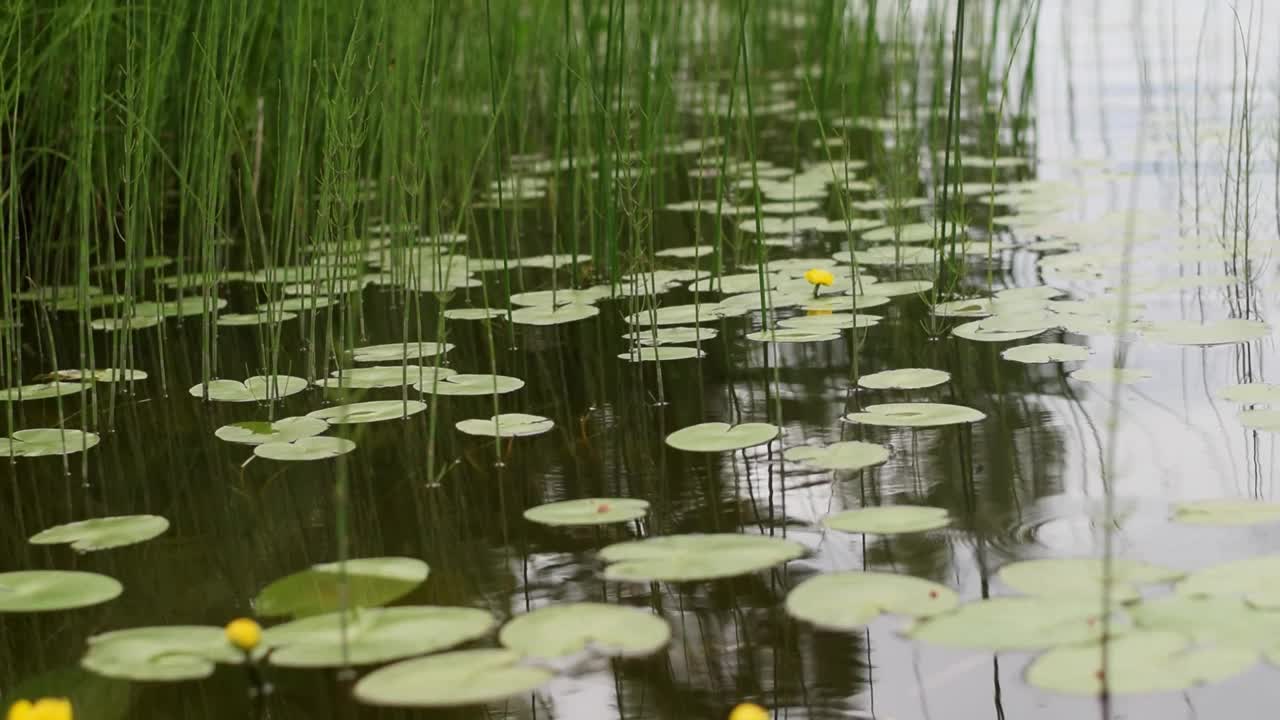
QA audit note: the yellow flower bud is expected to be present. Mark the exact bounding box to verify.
[803,268,834,287]
[7,698,72,720]
[728,703,768,720]
[225,617,262,652]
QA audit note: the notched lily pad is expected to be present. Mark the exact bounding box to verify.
[998,558,1181,602]
[30,515,169,552]
[264,605,495,668]
[783,441,890,471]
[598,533,805,583]
[0,429,100,457]
[523,498,650,526]
[498,603,670,660]
[354,649,552,708]
[857,368,949,390]
[187,375,308,402]
[909,597,1108,650]
[824,506,950,534]
[843,403,985,428]
[81,626,241,681]
[1002,343,1090,364]
[254,436,357,462]
[215,417,329,445]
[455,413,554,438]
[1173,499,1280,526]
[255,557,430,618]
[786,572,958,631]
[307,400,426,424]
[665,422,779,452]
[0,570,123,612]
[1026,630,1255,695]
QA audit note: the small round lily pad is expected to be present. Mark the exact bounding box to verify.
[354,649,552,708]
[455,413,554,438]
[0,383,82,402]
[414,374,524,396]
[523,498,650,526]
[665,422,779,452]
[998,558,1181,602]
[30,515,169,552]
[509,304,599,326]
[255,557,430,618]
[498,603,670,660]
[843,403,985,428]
[857,368,950,390]
[1173,499,1280,526]
[81,625,241,681]
[0,571,123,612]
[187,375,308,402]
[909,597,1106,650]
[0,429,100,457]
[617,346,706,362]
[1026,630,1255,695]
[1002,343,1090,364]
[254,437,357,461]
[786,572,958,630]
[599,533,805,583]
[215,417,329,445]
[350,342,454,363]
[307,400,426,424]
[824,506,950,534]
[783,441,890,471]
[317,366,455,390]
[264,605,496,668]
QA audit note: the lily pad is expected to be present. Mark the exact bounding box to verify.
[617,346,706,362]
[1069,367,1152,385]
[307,400,426,424]
[317,366,456,390]
[599,533,805,583]
[783,441,890,471]
[414,374,524,396]
[1131,594,1280,657]
[351,342,454,363]
[215,417,329,445]
[187,375,308,402]
[824,506,950,534]
[81,626,241,681]
[909,597,1107,650]
[857,368,949,390]
[216,311,298,326]
[1176,555,1280,608]
[499,603,670,659]
[264,605,495,668]
[998,558,1181,602]
[625,303,726,327]
[255,557,430,618]
[1142,319,1270,346]
[1025,630,1254,695]
[665,422,779,452]
[0,383,82,402]
[1218,383,1280,404]
[1002,343,1090,363]
[354,649,552,708]
[786,572,958,631]
[745,328,841,343]
[523,498,649,527]
[254,437,357,462]
[1239,409,1280,432]
[1174,499,1280,526]
[0,429,100,457]
[843,403,985,428]
[90,316,160,332]
[48,368,147,383]
[0,571,123,612]
[630,326,719,345]
[443,307,510,321]
[30,516,169,552]
[508,288,609,307]
[509,304,599,326]
[952,320,1046,343]
[455,413,554,438]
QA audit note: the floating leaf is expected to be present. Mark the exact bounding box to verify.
[316,366,455,390]
[786,572,958,631]
[255,557,429,618]
[509,304,599,326]
[998,558,1181,602]
[599,533,804,582]
[256,296,334,313]
[443,307,509,321]
[522,498,650,526]
[30,516,169,552]
[783,441,890,471]
[48,368,147,383]
[1142,319,1270,346]
[1176,555,1280,608]
[133,296,228,318]
[1174,499,1280,526]
[1218,383,1280,404]
[629,326,719,345]
[776,313,880,331]
[843,403,985,428]
[81,626,241,681]
[1239,409,1280,432]
[455,413,554,438]
[625,303,726,327]
[952,320,1046,343]
[1069,367,1152,385]
[745,328,841,343]
[499,603,670,660]
[909,597,1107,650]
[1001,343,1090,363]
[90,316,160,332]
[216,311,298,326]
[254,436,357,462]
[187,375,308,402]
[351,342,454,363]
[264,605,495,668]
[1131,594,1280,658]
[862,222,936,243]
[354,649,552,708]
[414,374,524,396]
[0,429,100,457]
[509,288,609,307]
[824,506,950,534]
[214,417,328,445]
[665,422,779,452]
[0,571,122,612]
[857,368,949,390]
[617,346,705,362]
[1026,630,1254,695]
[307,400,426,424]
[0,383,82,402]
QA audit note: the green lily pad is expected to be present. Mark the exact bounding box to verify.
[862,222,936,243]
[617,346,706,362]
[522,498,650,526]
[798,294,892,312]
[133,296,228,318]
[0,429,100,457]
[1069,367,1152,384]
[307,400,426,424]
[350,342,454,363]
[214,417,329,445]
[783,441,890,471]
[1002,343,1091,363]
[255,557,430,618]
[317,366,455,390]
[665,422,779,452]
[1218,383,1280,404]
[909,597,1107,650]
[776,313,881,331]
[81,626,241,681]
[443,307,510,321]
[1025,629,1255,695]
[414,374,524,396]
[625,303,727,327]
[1142,319,1270,346]
[499,603,670,659]
[786,572,958,631]
[254,437,357,461]
[354,649,552,708]
[509,304,599,326]
[0,571,123,612]
[824,506,950,534]
[455,413,554,438]
[857,368,949,390]
[49,368,147,383]
[1239,409,1280,432]
[1131,594,1280,657]
[216,311,298,326]
[90,316,161,332]
[0,382,82,402]
[843,402,985,428]
[745,328,842,343]
[255,296,336,313]
[952,320,1046,343]
[1173,499,1280,526]
[187,375,308,402]
[630,326,720,345]
[91,256,172,273]
[30,515,169,552]
[1176,555,1280,608]
[998,558,1181,602]
[599,533,805,583]
[509,288,609,307]
[264,605,495,668]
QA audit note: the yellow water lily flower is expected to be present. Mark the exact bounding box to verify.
[225,617,262,652]
[7,698,72,720]
[728,703,768,720]
[803,268,835,297]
